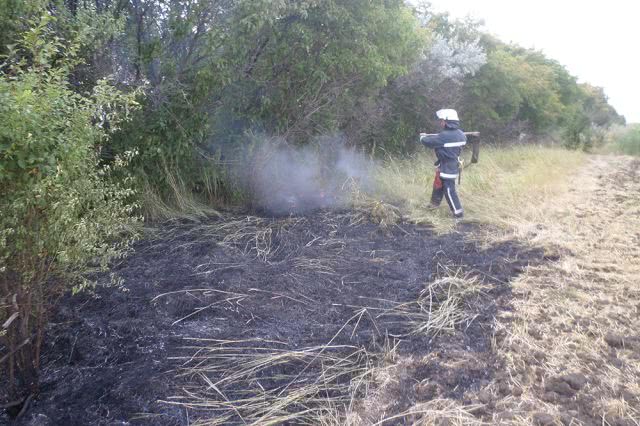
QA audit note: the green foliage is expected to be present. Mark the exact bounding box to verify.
[0,0,47,57]
[463,46,566,138]
[609,125,640,156]
[111,0,425,205]
[0,0,627,401]
[104,1,623,209]
[461,40,623,144]
[561,84,622,151]
[0,14,140,397]
[463,48,526,133]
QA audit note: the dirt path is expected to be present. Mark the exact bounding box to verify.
[482,155,640,425]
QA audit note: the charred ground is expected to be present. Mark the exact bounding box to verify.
[7,209,550,425]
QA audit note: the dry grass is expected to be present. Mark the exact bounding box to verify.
[374,399,484,426]
[145,214,310,264]
[484,156,640,424]
[140,167,224,222]
[162,337,379,425]
[357,273,489,338]
[374,145,586,231]
[161,263,486,425]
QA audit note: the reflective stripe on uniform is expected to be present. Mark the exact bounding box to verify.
[439,172,458,179]
[443,141,466,147]
[447,187,463,214]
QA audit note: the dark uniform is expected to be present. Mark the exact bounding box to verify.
[420,121,466,218]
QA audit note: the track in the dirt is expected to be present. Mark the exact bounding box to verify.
[6,210,551,425]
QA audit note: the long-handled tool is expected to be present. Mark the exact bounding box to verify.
[420,131,481,163]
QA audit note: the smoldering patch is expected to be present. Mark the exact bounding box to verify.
[245,136,376,216]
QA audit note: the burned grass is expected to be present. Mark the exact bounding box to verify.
[4,205,548,425]
[6,150,636,425]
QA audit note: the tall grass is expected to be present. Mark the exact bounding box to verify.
[139,163,226,222]
[140,143,587,232]
[374,144,586,230]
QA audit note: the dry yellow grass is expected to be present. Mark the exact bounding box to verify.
[483,155,640,425]
[140,167,224,222]
[374,145,586,231]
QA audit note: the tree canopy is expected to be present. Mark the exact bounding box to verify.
[0,0,624,202]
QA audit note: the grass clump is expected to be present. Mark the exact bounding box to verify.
[162,339,378,425]
[372,273,488,338]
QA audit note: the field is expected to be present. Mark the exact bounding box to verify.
[6,149,640,425]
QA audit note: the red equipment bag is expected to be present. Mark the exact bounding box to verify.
[433,169,443,190]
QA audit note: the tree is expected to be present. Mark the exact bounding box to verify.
[108,0,426,200]
[358,7,486,154]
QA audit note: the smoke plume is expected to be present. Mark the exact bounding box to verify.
[245,135,376,216]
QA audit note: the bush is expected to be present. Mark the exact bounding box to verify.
[612,125,640,156]
[0,15,140,401]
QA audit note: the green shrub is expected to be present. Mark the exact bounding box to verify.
[614,125,640,156]
[0,14,140,400]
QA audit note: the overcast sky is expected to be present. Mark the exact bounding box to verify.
[424,0,639,123]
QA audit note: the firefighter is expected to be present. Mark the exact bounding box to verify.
[419,109,466,219]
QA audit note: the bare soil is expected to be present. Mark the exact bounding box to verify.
[485,157,640,425]
[4,208,547,425]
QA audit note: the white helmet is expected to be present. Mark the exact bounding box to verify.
[436,109,459,121]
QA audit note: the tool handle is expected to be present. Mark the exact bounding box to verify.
[420,131,480,137]
[419,131,481,163]
[470,138,480,163]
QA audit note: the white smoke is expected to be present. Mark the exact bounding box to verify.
[246,135,376,216]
